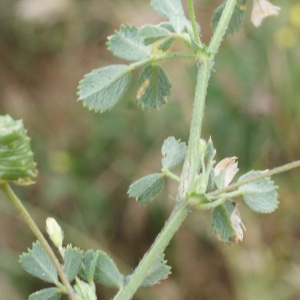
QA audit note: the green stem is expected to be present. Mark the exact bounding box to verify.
[179,0,238,199]
[209,160,300,197]
[0,183,76,300]
[129,51,196,71]
[199,190,244,210]
[113,203,189,300]
[162,169,181,183]
[187,0,201,46]
[114,1,238,299]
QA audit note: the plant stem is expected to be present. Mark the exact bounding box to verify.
[0,183,77,300]
[114,1,238,299]
[129,51,196,71]
[179,0,238,199]
[209,160,300,197]
[113,203,189,300]
[187,0,201,46]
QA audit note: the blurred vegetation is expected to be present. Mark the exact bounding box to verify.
[0,0,300,299]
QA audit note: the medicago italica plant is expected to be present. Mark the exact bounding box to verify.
[0,0,297,299]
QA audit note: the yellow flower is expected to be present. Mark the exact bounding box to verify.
[251,0,281,27]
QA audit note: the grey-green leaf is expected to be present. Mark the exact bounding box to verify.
[29,288,61,300]
[94,250,124,288]
[19,241,58,283]
[128,173,164,205]
[80,250,99,283]
[63,246,83,282]
[139,24,172,45]
[150,0,187,33]
[141,254,171,286]
[107,25,152,61]
[74,278,97,300]
[77,64,131,113]
[137,64,171,110]
[157,36,175,51]
[161,136,187,170]
[211,200,245,244]
[238,171,278,213]
[211,0,247,35]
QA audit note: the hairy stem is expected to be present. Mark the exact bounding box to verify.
[0,183,76,300]
[187,0,201,46]
[113,0,237,299]
[113,203,189,300]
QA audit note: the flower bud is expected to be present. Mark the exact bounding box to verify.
[46,217,64,249]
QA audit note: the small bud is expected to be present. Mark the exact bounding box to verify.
[46,217,64,249]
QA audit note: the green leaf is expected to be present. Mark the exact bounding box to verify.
[107,25,152,61]
[161,136,187,170]
[77,64,131,113]
[29,288,61,300]
[74,278,97,300]
[157,36,175,51]
[19,241,58,283]
[204,138,216,164]
[211,0,247,34]
[238,171,278,213]
[211,200,245,244]
[137,64,171,110]
[141,254,171,286]
[124,254,171,287]
[80,250,99,283]
[150,0,187,33]
[63,246,83,282]
[128,173,165,205]
[94,250,124,288]
[139,24,172,45]
[0,115,37,185]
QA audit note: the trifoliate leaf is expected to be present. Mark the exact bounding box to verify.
[150,0,187,33]
[29,288,61,300]
[107,25,152,61]
[80,250,99,283]
[211,0,247,34]
[74,278,97,300]
[211,200,245,244]
[0,115,37,185]
[139,24,172,45]
[94,250,124,288]
[20,241,58,283]
[128,173,164,205]
[137,64,171,110]
[63,246,83,282]
[238,171,278,213]
[161,136,187,170]
[77,65,131,113]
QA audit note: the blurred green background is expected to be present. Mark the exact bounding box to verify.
[1,0,300,299]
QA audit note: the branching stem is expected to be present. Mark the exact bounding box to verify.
[0,183,77,300]
[113,0,238,299]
